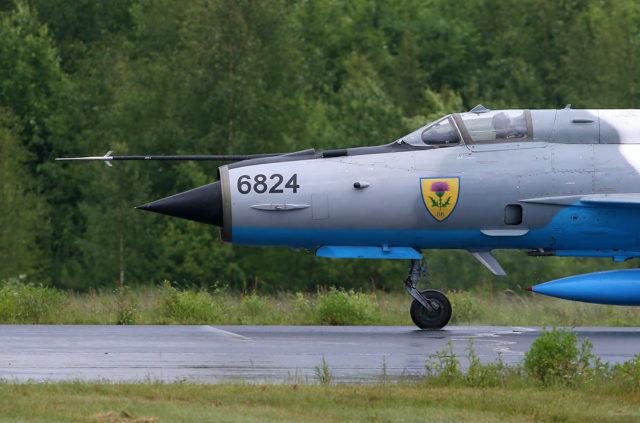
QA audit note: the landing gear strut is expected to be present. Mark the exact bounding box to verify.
[404,259,451,329]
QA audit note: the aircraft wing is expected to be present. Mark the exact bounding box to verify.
[521,193,640,207]
[579,193,640,207]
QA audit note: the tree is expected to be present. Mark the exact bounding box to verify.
[0,109,47,280]
[563,1,640,108]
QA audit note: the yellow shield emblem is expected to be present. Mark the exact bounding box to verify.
[420,177,460,222]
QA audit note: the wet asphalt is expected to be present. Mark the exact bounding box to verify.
[0,325,638,383]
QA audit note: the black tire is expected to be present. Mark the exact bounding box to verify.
[410,289,452,329]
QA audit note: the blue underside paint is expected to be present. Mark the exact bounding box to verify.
[316,245,422,259]
[530,269,640,306]
[232,201,640,259]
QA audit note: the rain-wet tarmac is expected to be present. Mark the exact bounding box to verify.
[0,325,638,383]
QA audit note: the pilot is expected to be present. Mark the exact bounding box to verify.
[511,112,527,137]
[492,112,511,139]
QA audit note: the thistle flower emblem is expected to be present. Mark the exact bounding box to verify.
[429,181,451,209]
[420,177,460,222]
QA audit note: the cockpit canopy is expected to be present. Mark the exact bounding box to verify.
[419,116,460,145]
[459,110,531,143]
[401,109,533,147]
[400,107,640,147]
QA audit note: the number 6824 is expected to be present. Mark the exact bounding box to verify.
[237,174,300,194]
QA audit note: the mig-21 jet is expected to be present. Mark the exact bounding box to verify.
[58,105,640,329]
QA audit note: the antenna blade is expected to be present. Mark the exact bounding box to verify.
[470,251,506,276]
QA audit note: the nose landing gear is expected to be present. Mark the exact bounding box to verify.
[404,259,451,329]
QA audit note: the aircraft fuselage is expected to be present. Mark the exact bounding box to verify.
[221,140,640,261]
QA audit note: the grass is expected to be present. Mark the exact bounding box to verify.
[0,382,638,422]
[2,280,640,326]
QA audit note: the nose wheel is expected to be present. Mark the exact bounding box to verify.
[404,259,452,329]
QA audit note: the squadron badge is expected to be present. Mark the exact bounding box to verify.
[420,177,460,222]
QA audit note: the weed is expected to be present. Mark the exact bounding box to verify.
[240,294,272,324]
[449,291,480,324]
[315,287,377,325]
[0,280,64,323]
[524,327,597,386]
[156,281,219,324]
[425,340,461,383]
[609,353,640,391]
[114,285,137,325]
[156,281,180,321]
[463,339,517,387]
[4,286,640,327]
[379,356,389,384]
[425,339,524,387]
[314,357,332,385]
[291,292,315,324]
[420,330,640,391]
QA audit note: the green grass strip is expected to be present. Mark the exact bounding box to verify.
[0,382,638,423]
[3,281,640,326]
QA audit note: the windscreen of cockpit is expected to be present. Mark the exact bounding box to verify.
[401,115,460,147]
[458,110,532,143]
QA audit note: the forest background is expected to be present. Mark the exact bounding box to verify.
[1,0,639,293]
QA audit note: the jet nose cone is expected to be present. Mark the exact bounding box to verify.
[136,181,223,226]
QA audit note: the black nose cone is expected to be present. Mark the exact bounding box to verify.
[136,181,223,226]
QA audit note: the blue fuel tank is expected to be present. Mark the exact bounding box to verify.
[527,269,640,305]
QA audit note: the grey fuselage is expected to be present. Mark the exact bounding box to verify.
[211,108,640,261]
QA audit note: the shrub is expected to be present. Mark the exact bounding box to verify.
[156,281,220,324]
[291,292,315,324]
[524,327,596,386]
[315,287,377,325]
[239,294,276,324]
[425,339,521,386]
[610,354,640,391]
[448,290,480,324]
[241,294,270,316]
[0,280,64,323]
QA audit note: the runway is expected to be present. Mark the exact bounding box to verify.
[0,325,638,383]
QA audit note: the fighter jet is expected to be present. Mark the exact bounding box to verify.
[58,105,640,329]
